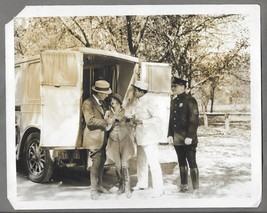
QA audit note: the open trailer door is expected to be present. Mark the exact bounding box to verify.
[140,62,172,143]
[40,50,83,148]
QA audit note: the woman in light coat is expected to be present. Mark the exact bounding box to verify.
[105,94,135,198]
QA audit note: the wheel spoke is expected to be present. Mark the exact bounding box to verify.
[34,163,38,173]
[38,163,42,172]
[30,144,35,151]
[29,161,35,170]
[39,161,44,169]
[34,143,39,154]
[40,158,45,164]
[29,158,35,164]
[28,150,34,156]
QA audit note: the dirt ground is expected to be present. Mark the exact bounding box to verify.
[16,125,252,206]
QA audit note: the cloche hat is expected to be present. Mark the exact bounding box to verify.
[111,93,123,105]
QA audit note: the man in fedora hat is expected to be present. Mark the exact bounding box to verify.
[129,80,164,198]
[167,77,200,197]
[82,80,114,200]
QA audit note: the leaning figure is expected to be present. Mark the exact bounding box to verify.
[105,93,135,198]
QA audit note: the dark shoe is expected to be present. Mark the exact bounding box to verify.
[90,190,100,200]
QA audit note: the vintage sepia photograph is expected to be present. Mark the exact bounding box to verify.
[5,5,261,210]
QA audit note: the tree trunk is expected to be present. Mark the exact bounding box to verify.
[187,58,192,94]
[210,87,215,113]
[126,16,148,56]
[126,16,134,56]
[209,76,220,113]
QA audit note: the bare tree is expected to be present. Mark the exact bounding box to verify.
[126,16,149,56]
[14,15,250,113]
[58,17,92,47]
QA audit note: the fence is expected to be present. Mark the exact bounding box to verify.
[199,112,251,131]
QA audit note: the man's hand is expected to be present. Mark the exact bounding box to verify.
[133,119,142,125]
[107,117,115,125]
[168,136,174,145]
[185,137,193,145]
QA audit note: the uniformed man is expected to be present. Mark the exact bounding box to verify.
[167,77,200,196]
[130,81,164,198]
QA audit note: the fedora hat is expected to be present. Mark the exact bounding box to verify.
[171,77,187,86]
[132,81,149,91]
[111,93,123,105]
[92,80,112,94]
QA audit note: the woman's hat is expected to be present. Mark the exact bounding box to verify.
[111,93,123,105]
[92,80,112,94]
[132,81,149,91]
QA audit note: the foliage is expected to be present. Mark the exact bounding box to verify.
[14,14,250,112]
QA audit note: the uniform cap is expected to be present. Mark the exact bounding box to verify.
[132,81,149,91]
[172,77,187,86]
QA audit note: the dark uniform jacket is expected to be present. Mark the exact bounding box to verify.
[167,92,199,146]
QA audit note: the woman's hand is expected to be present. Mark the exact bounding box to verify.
[107,117,115,125]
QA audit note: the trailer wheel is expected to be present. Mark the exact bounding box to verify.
[23,132,53,183]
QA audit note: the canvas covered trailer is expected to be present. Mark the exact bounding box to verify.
[15,47,172,183]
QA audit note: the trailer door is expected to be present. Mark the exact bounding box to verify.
[140,62,172,143]
[40,51,83,148]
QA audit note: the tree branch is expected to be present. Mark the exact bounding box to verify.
[133,17,148,54]
[71,17,91,47]
[58,17,86,46]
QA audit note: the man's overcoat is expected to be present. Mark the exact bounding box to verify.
[82,97,108,150]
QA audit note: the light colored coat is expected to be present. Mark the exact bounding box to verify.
[131,95,160,146]
[129,95,164,194]
[82,97,108,150]
[105,108,135,168]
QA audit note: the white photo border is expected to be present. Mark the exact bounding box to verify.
[6,4,261,210]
